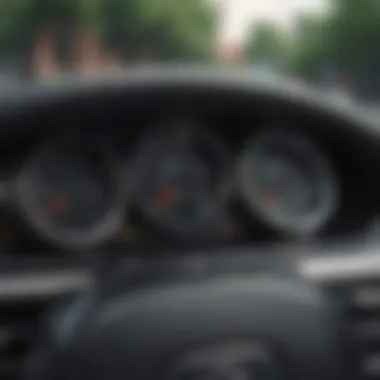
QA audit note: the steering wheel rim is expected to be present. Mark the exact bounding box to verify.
[25,253,345,380]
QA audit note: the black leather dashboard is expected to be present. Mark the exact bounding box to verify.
[0,68,377,259]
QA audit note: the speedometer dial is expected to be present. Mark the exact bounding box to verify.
[238,130,339,237]
[16,134,124,250]
[135,123,231,238]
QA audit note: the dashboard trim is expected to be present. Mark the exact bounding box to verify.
[0,270,92,299]
[299,247,380,282]
[0,246,378,300]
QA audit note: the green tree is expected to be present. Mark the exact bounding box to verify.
[0,0,217,75]
[0,0,104,73]
[329,0,380,73]
[291,14,334,78]
[291,0,380,89]
[244,22,290,69]
[100,0,216,61]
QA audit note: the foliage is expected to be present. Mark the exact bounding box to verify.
[329,0,380,73]
[0,0,216,65]
[292,0,380,83]
[243,0,380,92]
[291,14,335,78]
[99,0,216,60]
[244,22,291,69]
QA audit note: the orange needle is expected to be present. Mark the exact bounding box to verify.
[114,224,139,242]
[43,194,70,218]
[0,226,16,242]
[149,183,179,213]
[218,220,238,236]
[261,189,279,211]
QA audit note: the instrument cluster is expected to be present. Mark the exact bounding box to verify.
[2,120,342,253]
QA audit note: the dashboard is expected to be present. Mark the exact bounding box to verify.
[0,107,376,256]
[19,123,338,249]
[2,70,380,380]
[0,70,375,259]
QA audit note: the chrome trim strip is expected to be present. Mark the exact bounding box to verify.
[299,247,380,282]
[0,247,378,298]
[0,270,92,299]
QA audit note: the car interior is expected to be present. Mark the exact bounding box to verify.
[0,68,380,380]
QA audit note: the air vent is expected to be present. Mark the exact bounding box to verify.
[0,300,47,380]
[345,282,380,380]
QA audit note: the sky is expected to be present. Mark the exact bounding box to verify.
[216,0,329,45]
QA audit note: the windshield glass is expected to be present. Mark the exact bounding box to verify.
[0,0,377,103]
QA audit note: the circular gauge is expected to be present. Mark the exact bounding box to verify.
[238,129,339,237]
[16,134,124,250]
[134,123,231,238]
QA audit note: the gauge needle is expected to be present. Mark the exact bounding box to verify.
[218,219,240,237]
[42,194,70,218]
[114,224,139,242]
[261,189,279,211]
[0,226,16,242]
[149,183,179,213]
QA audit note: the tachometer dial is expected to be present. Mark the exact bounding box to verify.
[238,129,339,237]
[135,123,231,238]
[16,134,124,250]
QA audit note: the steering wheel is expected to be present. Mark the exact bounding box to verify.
[23,250,346,380]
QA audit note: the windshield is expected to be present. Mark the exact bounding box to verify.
[0,0,377,103]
